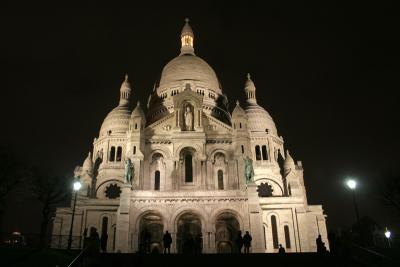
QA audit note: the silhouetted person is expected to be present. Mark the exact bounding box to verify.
[194,233,203,254]
[144,229,151,254]
[278,244,286,255]
[163,231,172,254]
[235,231,243,254]
[87,228,100,255]
[243,231,252,253]
[100,232,108,252]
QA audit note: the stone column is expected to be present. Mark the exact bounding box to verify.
[171,232,177,253]
[208,231,216,253]
[115,185,131,252]
[247,183,265,252]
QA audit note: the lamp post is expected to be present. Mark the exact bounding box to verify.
[346,179,361,242]
[384,228,391,248]
[346,179,360,224]
[67,180,82,250]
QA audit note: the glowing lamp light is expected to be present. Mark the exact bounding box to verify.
[73,181,82,191]
[346,179,357,190]
[385,229,391,239]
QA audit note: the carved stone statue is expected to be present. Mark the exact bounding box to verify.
[244,156,254,184]
[184,105,193,131]
[124,158,134,184]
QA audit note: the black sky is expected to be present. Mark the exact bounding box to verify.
[0,1,399,234]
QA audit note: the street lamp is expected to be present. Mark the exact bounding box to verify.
[346,179,361,236]
[384,228,392,248]
[67,180,82,250]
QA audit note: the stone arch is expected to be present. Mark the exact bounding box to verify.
[172,208,205,254]
[149,148,172,160]
[174,144,202,158]
[135,210,165,254]
[214,211,242,253]
[255,178,284,196]
[132,208,168,234]
[95,179,123,199]
[170,206,207,233]
[208,149,229,162]
[210,208,245,232]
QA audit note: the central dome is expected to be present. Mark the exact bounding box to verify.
[158,54,221,94]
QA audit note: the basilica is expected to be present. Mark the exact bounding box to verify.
[52,19,328,253]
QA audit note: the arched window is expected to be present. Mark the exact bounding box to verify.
[116,147,122,162]
[255,145,261,161]
[284,225,291,249]
[241,145,244,154]
[154,171,160,191]
[109,147,115,162]
[262,145,268,160]
[271,215,279,249]
[217,170,224,190]
[101,217,108,237]
[185,154,193,183]
[135,123,137,130]
[239,122,242,128]
[133,146,136,155]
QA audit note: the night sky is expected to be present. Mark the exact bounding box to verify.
[0,1,398,234]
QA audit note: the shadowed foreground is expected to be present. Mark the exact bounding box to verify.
[3,248,398,267]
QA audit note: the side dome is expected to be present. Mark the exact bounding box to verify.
[99,106,131,136]
[99,75,133,136]
[243,74,277,134]
[245,104,277,134]
[158,54,221,94]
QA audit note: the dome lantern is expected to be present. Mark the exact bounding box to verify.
[119,74,131,107]
[180,18,195,55]
[245,73,257,104]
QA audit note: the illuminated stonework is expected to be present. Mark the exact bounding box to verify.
[52,19,329,253]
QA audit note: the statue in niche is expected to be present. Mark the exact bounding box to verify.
[184,105,193,131]
[124,158,134,184]
[243,156,254,184]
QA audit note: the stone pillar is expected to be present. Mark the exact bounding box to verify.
[171,232,177,253]
[208,231,216,253]
[115,185,131,252]
[247,183,265,253]
[237,159,246,190]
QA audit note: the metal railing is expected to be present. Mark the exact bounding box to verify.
[50,235,83,249]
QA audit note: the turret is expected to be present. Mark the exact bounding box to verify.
[119,74,131,106]
[82,152,93,175]
[232,100,247,131]
[180,18,195,55]
[244,73,257,104]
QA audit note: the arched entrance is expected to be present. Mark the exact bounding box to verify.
[138,213,164,253]
[176,213,202,254]
[215,212,240,253]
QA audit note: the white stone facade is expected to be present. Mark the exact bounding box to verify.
[52,19,328,253]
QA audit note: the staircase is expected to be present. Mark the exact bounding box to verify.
[75,253,364,267]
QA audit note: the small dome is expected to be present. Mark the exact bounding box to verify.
[100,106,131,136]
[284,150,295,170]
[83,152,93,171]
[158,54,221,94]
[245,103,277,134]
[131,102,145,118]
[181,18,194,37]
[245,73,255,91]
